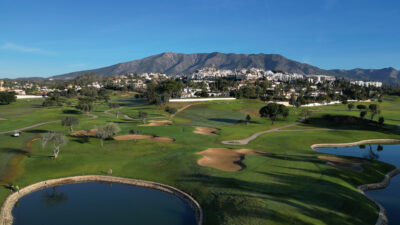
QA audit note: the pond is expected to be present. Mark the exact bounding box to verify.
[12,182,198,225]
[316,144,400,224]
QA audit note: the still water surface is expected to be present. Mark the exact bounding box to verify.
[12,182,197,225]
[317,144,400,224]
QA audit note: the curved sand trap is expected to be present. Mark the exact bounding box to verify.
[140,120,172,127]
[194,127,218,136]
[318,156,366,172]
[114,134,174,142]
[70,129,97,137]
[197,148,271,172]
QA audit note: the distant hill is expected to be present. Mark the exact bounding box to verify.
[52,52,400,85]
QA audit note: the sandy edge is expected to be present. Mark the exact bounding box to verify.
[311,139,400,225]
[114,134,174,142]
[0,175,203,225]
[139,120,172,127]
[193,127,219,136]
[196,148,272,172]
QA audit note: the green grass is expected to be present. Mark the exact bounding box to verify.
[0,95,399,225]
[176,103,247,127]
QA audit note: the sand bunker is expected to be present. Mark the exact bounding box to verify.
[197,148,271,172]
[70,129,97,137]
[194,127,219,136]
[318,156,366,172]
[114,134,174,142]
[140,120,172,127]
[0,118,6,120]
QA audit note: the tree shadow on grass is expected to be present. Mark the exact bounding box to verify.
[116,98,147,107]
[305,114,400,135]
[263,154,324,165]
[25,129,48,134]
[62,109,82,115]
[0,148,30,156]
[208,118,241,124]
[31,104,43,108]
[181,172,377,225]
[29,155,52,159]
[71,136,90,144]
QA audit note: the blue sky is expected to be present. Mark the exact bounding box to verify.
[0,0,399,78]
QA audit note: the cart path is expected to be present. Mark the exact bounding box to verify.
[221,118,331,145]
[122,103,195,121]
[171,103,196,118]
[0,112,97,135]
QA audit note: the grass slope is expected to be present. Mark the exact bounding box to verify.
[0,94,399,225]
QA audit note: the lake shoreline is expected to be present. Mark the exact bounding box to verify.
[312,139,400,225]
[0,175,203,225]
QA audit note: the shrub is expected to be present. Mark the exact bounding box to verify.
[165,106,178,114]
[0,91,16,105]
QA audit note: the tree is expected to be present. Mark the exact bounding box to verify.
[195,90,209,98]
[80,87,98,98]
[76,97,94,113]
[41,132,68,159]
[108,103,119,109]
[357,104,367,110]
[61,116,79,132]
[165,106,177,115]
[378,116,384,127]
[259,103,289,124]
[347,103,354,111]
[368,104,379,120]
[360,111,367,119]
[42,187,68,208]
[280,105,289,119]
[108,103,120,118]
[95,123,121,147]
[42,96,63,107]
[300,109,313,122]
[289,94,296,106]
[138,111,148,124]
[245,114,251,125]
[0,91,16,105]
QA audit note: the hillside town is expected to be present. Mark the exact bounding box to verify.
[0,67,385,103]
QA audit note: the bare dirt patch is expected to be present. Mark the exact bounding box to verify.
[70,129,97,137]
[318,156,367,172]
[139,120,172,127]
[197,148,272,172]
[194,127,219,136]
[114,134,174,142]
[0,118,7,120]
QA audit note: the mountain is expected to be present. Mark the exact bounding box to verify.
[52,52,400,85]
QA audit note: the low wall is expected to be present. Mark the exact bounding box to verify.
[0,175,203,225]
[358,168,400,225]
[169,98,236,102]
[311,139,400,225]
[16,95,44,99]
[311,139,400,149]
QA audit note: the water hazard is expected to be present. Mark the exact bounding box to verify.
[12,182,197,225]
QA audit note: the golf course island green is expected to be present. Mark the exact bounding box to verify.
[1,94,400,225]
